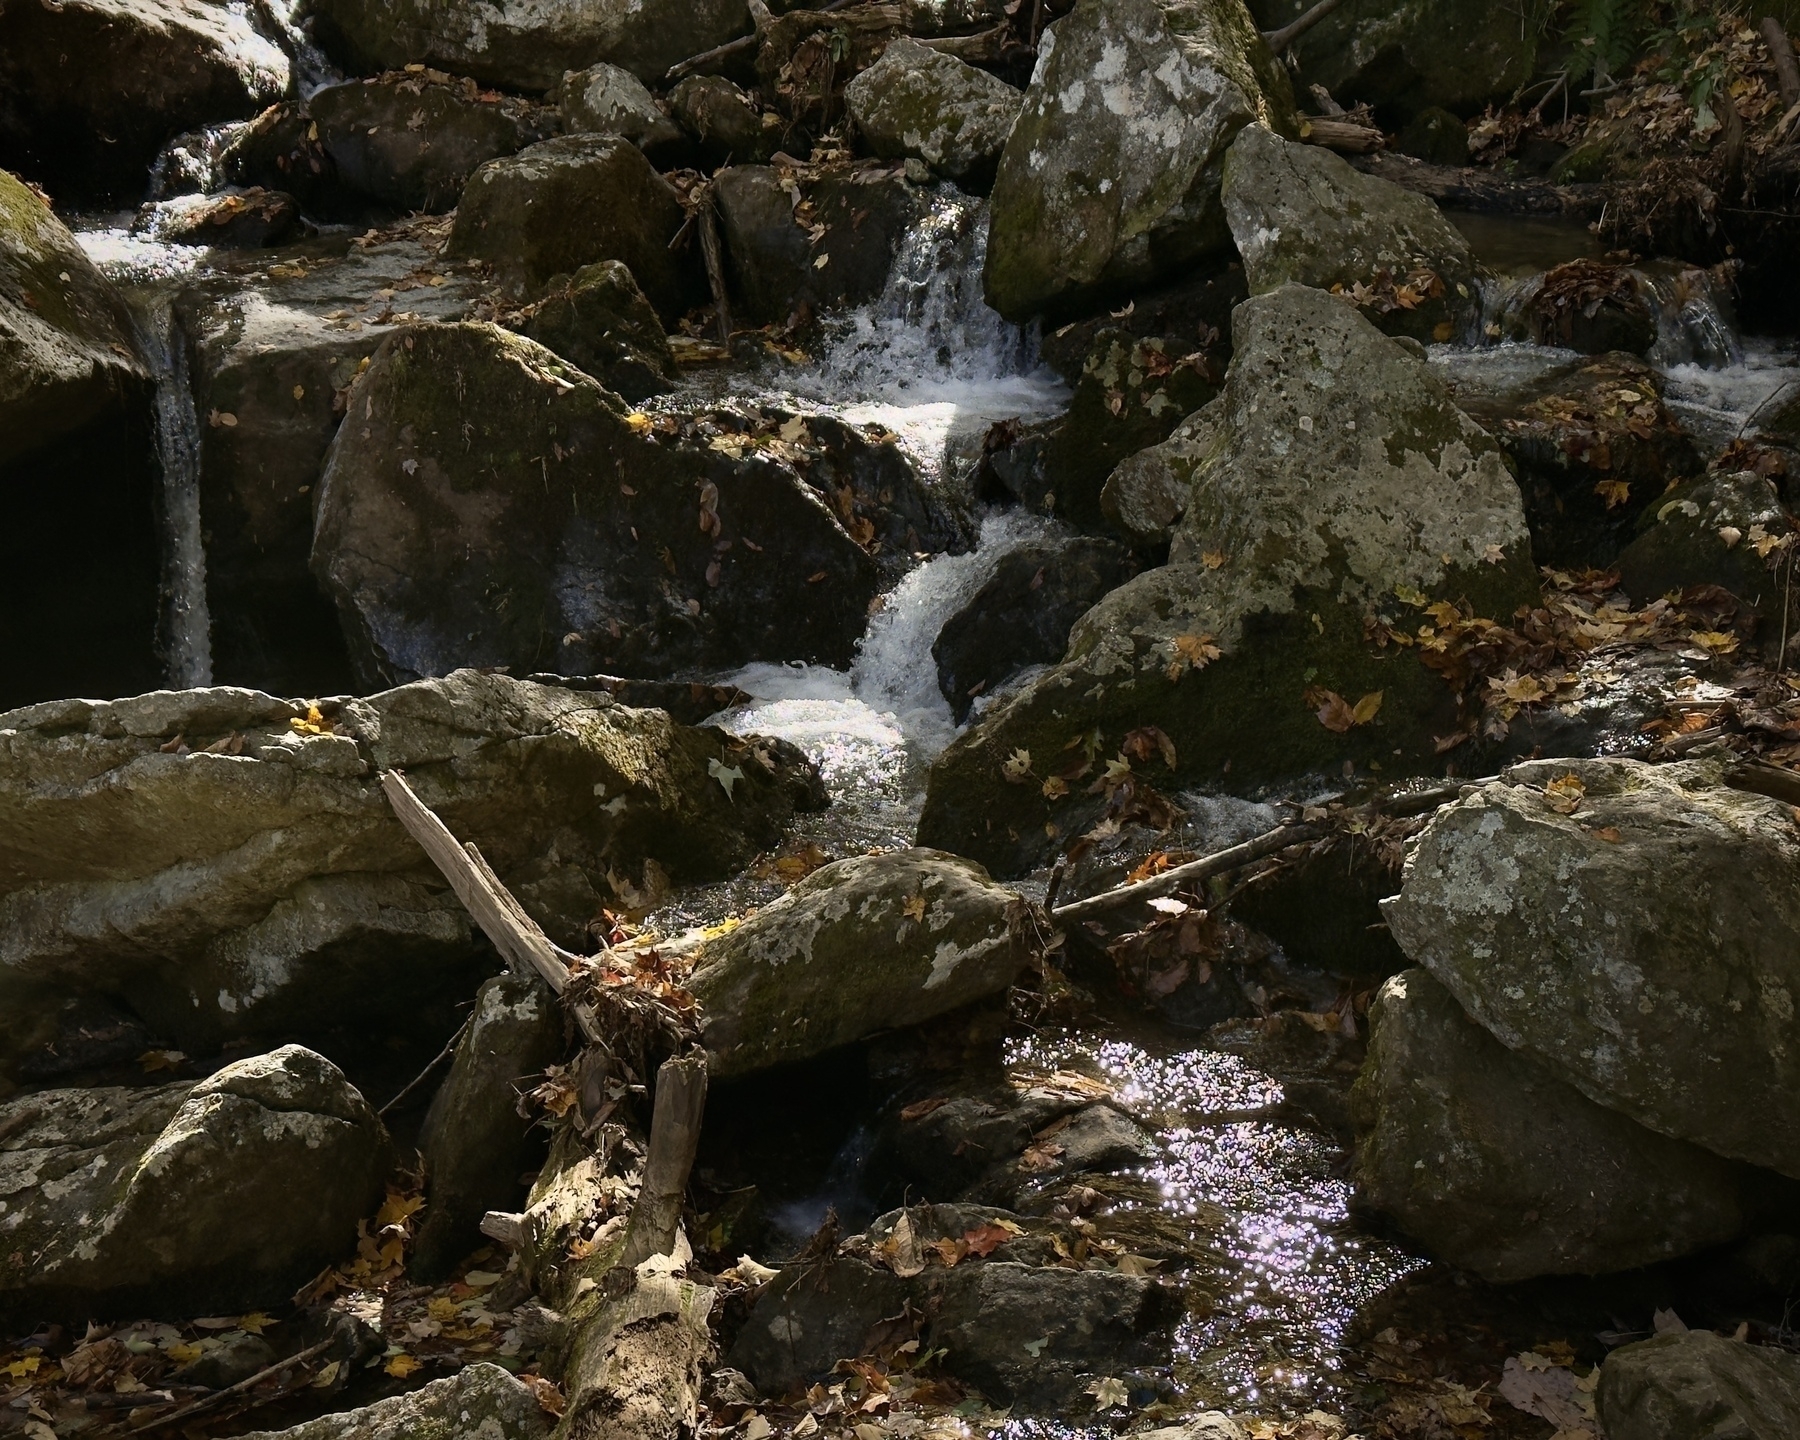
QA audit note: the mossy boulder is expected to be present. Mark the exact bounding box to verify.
[1617,470,1790,612]
[447,135,699,316]
[1597,1331,1800,1440]
[688,849,1032,1077]
[669,76,782,167]
[507,259,678,402]
[844,38,1021,190]
[1351,969,1774,1283]
[558,63,686,160]
[1222,123,1484,344]
[1383,756,1800,1178]
[0,1045,387,1325]
[237,1364,551,1440]
[919,285,1536,876]
[983,0,1296,322]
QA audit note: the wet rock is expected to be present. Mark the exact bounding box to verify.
[412,974,567,1282]
[220,104,342,215]
[523,674,751,727]
[1597,1330,1800,1440]
[310,71,559,214]
[506,259,678,402]
[1246,0,1538,118]
[235,1362,551,1440]
[0,670,823,1081]
[1383,756,1800,1178]
[844,38,1021,189]
[984,0,1295,322]
[307,0,750,91]
[890,1085,1086,1196]
[921,284,1536,876]
[1448,352,1699,568]
[0,1045,388,1324]
[1028,1104,1159,1179]
[174,234,483,697]
[728,1256,910,1393]
[0,0,287,203]
[669,77,782,167]
[688,850,1031,1078]
[1222,123,1484,344]
[1351,970,1771,1283]
[1513,259,1657,356]
[933,538,1134,721]
[1394,106,1469,166]
[1616,470,1790,612]
[311,324,950,685]
[559,64,687,160]
[447,135,698,317]
[140,187,303,248]
[1037,265,1247,387]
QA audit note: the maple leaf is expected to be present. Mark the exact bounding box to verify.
[1088,1376,1130,1409]
[384,1353,422,1378]
[1594,478,1631,509]
[1041,774,1069,800]
[962,1223,1012,1257]
[1305,688,1356,733]
[1121,725,1178,770]
[1000,748,1033,783]
[1689,630,1739,655]
[1165,632,1221,680]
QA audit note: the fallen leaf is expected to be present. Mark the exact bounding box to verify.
[1200,550,1226,569]
[1088,1376,1130,1410]
[1594,478,1631,509]
[1689,629,1739,655]
[1165,632,1221,680]
[1000,748,1033,783]
[1114,1254,1161,1276]
[1543,772,1586,814]
[900,1097,949,1122]
[962,1223,1012,1257]
[901,892,928,922]
[709,757,745,799]
[384,1353,422,1378]
[1351,690,1383,724]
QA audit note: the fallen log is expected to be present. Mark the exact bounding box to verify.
[1301,115,1384,154]
[1348,151,1606,219]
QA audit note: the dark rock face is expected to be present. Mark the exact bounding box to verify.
[0,0,288,203]
[310,72,559,214]
[221,104,345,217]
[558,64,687,161]
[447,135,699,317]
[1514,259,1657,355]
[1394,106,1470,165]
[933,538,1134,721]
[506,260,678,402]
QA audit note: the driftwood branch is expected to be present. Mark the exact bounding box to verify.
[1764,17,1800,112]
[1302,116,1384,153]
[619,1054,709,1269]
[1262,0,1341,54]
[1725,757,1800,808]
[129,1339,335,1434]
[695,185,733,345]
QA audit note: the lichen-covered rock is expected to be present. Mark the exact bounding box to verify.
[447,135,698,315]
[920,284,1536,876]
[0,670,824,1080]
[1351,970,1770,1283]
[413,974,566,1281]
[236,1363,551,1440]
[984,0,1295,321]
[506,259,678,402]
[312,323,954,686]
[1383,756,1800,1178]
[844,38,1021,189]
[0,1045,387,1324]
[0,0,288,202]
[558,64,686,159]
[1222,124,1483,344]
[669,77,781,167]
[688,850,1031,1077]
[310,71,559,213]
[1617,470,1790,611]
[307,0,750,91]
[1597,1330,1800,1440]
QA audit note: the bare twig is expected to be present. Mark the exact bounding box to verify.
[1262,0,1342,54]
[379,1012,472,1116]
[1726,757,1800,807]
[128,1339,335,1433]
[693,182,733,345]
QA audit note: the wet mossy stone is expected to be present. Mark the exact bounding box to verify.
[1598,1330,1800,1440]
[919,284,1536,877]
[508,259,678,402]
[1394,105,1469,166]
[983,0,1296,322]
[1616,470,1790,614]
[844,38,1021,190]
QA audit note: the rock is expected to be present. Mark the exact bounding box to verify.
[688,850,1031,1077]
[844,38,1021,189]
[727,1256,910,1393]
[0,1045,388,1324]
[1512,259,1657,356]
[1383,756,1800,1178]
[0,670,824,1081]
[311,324,953,686]
[506,259,678,402]
[669,77,781,167]
[1034,1103,1160,1177]
[235,1362,551,1440]
[1394,106,1469,166]
[220,103,344,216]
[447,135,697,316]
[1597,1330,1800,1439]
[174,233,483,698]
[307,0,750,91]
[310,71,559,214]
[983,0,1295,322]
[179,1330,278,1389]
[1447,351,1699,568]
[559,64,687,160]
[0,0,287,202]
[1221,123,1484,344]
[524,673,753,727]
[933,538,1134,721]
[1245,0,1537,118]
[412,974,567,1281]
[138,188,303,248]
[1617,470,1790,611]
[920,284,1536,876]
[890,1085,1085,1196]
[1350,970,1772,1283]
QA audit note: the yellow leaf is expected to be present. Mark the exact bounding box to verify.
[1200,550,1226,569]
[1689,630,1739,655]
[377,1191,425,1228]
[902,893,928,922]
[1165,632,1221,680]
[1041,775,1069,800]
[166,1343,205,1366]
[1351,690,1383,725]
[384,1353,422,1378]
[1594,478,1631,509]
[235,1312,274,1335]
[1000,749,1033,783]
[624,412,652,434]
[1543,772,1586,815]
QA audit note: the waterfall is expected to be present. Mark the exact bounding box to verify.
[132,297,214,689]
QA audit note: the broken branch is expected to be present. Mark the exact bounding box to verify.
[1262,0,1341,54]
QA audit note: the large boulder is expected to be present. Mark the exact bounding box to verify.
[1617,470,1790,611]
[844,38,1021,189]
[311,323,953,687]
[558,63,686,159]
[446,135,697,316]
[668,77,781,167]
[505,260,678,402]
[1351,970,1773,1283]
[688,850,1031,1077]
[306,0,750,91]
[0,1045,387,1325]
[0,670,824,1081]
[1597,1330,1800,1440]
[1221,123,1484,344]
[983,0,1295,322]
[0,0,287,202]
[919,284,1536,876]
[237,1363,551,1440]
[310,71,559,213]
[1383,756,1800,1179]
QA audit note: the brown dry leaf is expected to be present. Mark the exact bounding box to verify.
[963,1223,1012,1257]
[1589,825,1623,842]
[1543,772,1587,815]
[1307,688,1357,733]
[1594,478,1632,509]
[1120,725,1178,770]
[1200,550,1226,569]
[1689,630,1740,655]
[928,1237,966,1267]
[901,892,928,922]
[1165,632,1221,680]
[1018,1141,1065,1173]
[522,1375,567,1417]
